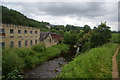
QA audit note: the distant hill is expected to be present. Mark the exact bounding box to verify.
[2,6,49,29]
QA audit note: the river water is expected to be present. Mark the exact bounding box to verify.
[24,57,68,78]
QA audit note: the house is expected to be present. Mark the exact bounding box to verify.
[40,31,57,47]
[0,24,40,48]
[40,32,63,47]
[50,32,63,43]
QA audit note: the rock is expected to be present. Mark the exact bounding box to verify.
[58,63,62,65]
[54,69,58,72]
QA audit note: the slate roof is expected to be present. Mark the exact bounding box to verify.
[40,31,51,41]
[40,31,63,41]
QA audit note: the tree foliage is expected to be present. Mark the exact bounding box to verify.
[90,22,111,47]
[83,25,91,33]
[2,6,49,29]
[63,31,79,45]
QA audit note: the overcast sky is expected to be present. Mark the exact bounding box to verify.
[2,1,119,31]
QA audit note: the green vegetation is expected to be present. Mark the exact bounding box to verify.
[31,43,46,52]
[117,48,120,76]
[63,31,79,45]
[110,33,120,43]
[2,6,49,29]
[63,22,112,53]
[57,43,117,78]
[2,44,69,79]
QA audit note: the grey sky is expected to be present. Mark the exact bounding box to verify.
[2,1,118,31]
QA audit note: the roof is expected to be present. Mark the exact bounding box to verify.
[40,31,51,40]
[40,31,63,41]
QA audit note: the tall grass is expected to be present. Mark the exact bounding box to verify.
[2,43,69,79]
[110,33,120,43]
[57,43,117,78]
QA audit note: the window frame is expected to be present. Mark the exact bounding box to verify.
[18,30,21,34]
[10,29,14,34]
[18,41,21,47]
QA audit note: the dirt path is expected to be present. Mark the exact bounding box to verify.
[112,46,120,78]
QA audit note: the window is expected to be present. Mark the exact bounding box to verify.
[18,36,22,38]
[0,42,5,48]
[18,41,21,47]
[30,40,32,45]
[10,42,14,48]
[0,29,5,33]
[35,40,37,44]
[10,36,14,38]
[30,31,32,34]
[0,29,5,37]
[18,30,21,33]
[35,31,37,34]
[10,29,14,33]
[49,39,52,42]
[24,30,27,34]
[25,41,28,46]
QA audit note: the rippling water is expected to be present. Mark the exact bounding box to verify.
[24,57,68,78]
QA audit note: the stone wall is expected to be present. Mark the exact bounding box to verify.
[41,34,58,48]
[1,24,40,48]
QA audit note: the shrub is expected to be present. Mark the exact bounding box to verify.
[16,48,36,58]
[54,44,69,53]
[82,42,91,52]
[2,49,24,78]
[31,43,46,52]
[45,47,61,57]
[110,33,120,43]
[23,55,39,68]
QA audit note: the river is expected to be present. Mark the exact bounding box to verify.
[24,57,68,78]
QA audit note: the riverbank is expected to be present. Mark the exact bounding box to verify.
[57,43,118,78]
[24,57,68,78]
[2,44,69,79]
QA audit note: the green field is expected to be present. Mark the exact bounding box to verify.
[57,43,117,78]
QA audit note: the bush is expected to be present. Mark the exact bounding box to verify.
[31,43,46,52]
[82,42,91,52]
[16,48,36,58]
[110,33,120,43]
[24,55,39,68]
[2,48,24,78]
[54,44,69,53]
[45,47,61,57]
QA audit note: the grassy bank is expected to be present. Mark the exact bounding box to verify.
[110,33,120,43]
[57,43,117,78]
[117,47,120,77]
[2,44,69,79]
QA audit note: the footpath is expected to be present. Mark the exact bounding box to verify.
[112,46,120,78]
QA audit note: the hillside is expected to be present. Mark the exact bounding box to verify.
[2,6,49,29]
[57,43,117,78]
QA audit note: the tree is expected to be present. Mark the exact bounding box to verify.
[2,6,49,29]
[91,22,111,47]
[63,31,79,45]
[83,25,91,33]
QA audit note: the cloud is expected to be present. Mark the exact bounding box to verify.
[2,2,118,31]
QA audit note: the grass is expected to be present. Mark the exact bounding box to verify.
[110,33,120,43]
[117,47,120,77]
[57,43,117,78]
[2,43,69,79]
